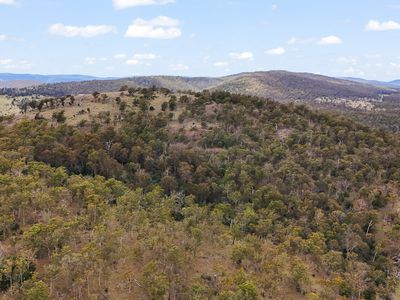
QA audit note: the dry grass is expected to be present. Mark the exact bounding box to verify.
[0,95,19,116]
[6,92,189,128]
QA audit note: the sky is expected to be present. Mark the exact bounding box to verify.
[0,0,400,80]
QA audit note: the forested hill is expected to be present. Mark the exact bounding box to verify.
[3,71,400,132]
[0,88,400,299]
[2,71,398,101]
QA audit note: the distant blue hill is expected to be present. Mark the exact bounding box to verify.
[390,80,400,86]
[0,73,117,84]
[342,77,400,88]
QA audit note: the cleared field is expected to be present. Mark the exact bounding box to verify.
[0,95,19,116]
[8,91,188,127]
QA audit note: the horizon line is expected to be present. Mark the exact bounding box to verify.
[0,70,399,82]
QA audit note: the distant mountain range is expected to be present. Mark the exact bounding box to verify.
[343,77,400,88]
[3,70,399,102]
[0,73,115,88]
[1,70,400,132]
[1,71,399,92]
[212,71,400,102]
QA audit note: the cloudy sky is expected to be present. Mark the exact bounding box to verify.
[0,0,400,80]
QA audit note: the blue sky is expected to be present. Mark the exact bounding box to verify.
[0,0,400,80]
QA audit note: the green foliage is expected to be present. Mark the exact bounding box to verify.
[0,256,35,292]
[142,262,169,300]
[0,89,399,299]
[237,281,257,300]
[290,258,311,293]
[161,101,168,111]
[169,96,177,111]
[119,100,127,112]
[51,110,66,123]
[22,279,49,300]
[23,217,78,258]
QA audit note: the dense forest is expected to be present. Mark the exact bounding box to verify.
[0,88,400,299]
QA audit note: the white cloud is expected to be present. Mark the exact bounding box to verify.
[266,47,285,55]
[85,57,97,65]
[214,61,229,67]
[390,62,400,69]
[365,63,383,68]
[86,53,157,66]
[125,53,157,65]
[126,59,140,65]
[287,37,314,45]
[229,52,254,61]
[113,0,174,10]
[114,53,127,59]
[0,59,13,65]
[0,58,32,70]
[85,57,108,65]
[337,57,358,65]
[0,34,6,41]
[343,67,365,77]
[125,16,181,39]
[366,20,400,31]
[132,53,157,60]
[271,4,278,10]
[49,23,116,38]
[287,37,297,45]
[0,0,16,5]
[318,35,342,45]
[169,63,189,71]
[365,53,382,59]
[288,36,343,46]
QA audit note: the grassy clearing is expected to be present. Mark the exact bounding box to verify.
[0,95,19,116]
[10,91,186,127]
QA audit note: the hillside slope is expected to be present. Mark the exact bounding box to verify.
[391,80,400,86]
[0,76,221,97]
[2,70,400,131]
[0,73,116,89]
[2,71,397,99]
[0,88,399,299]
[218,71,397,101]
[343,77,400,89]
[0,80,41,89]
[0,73,113,84]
